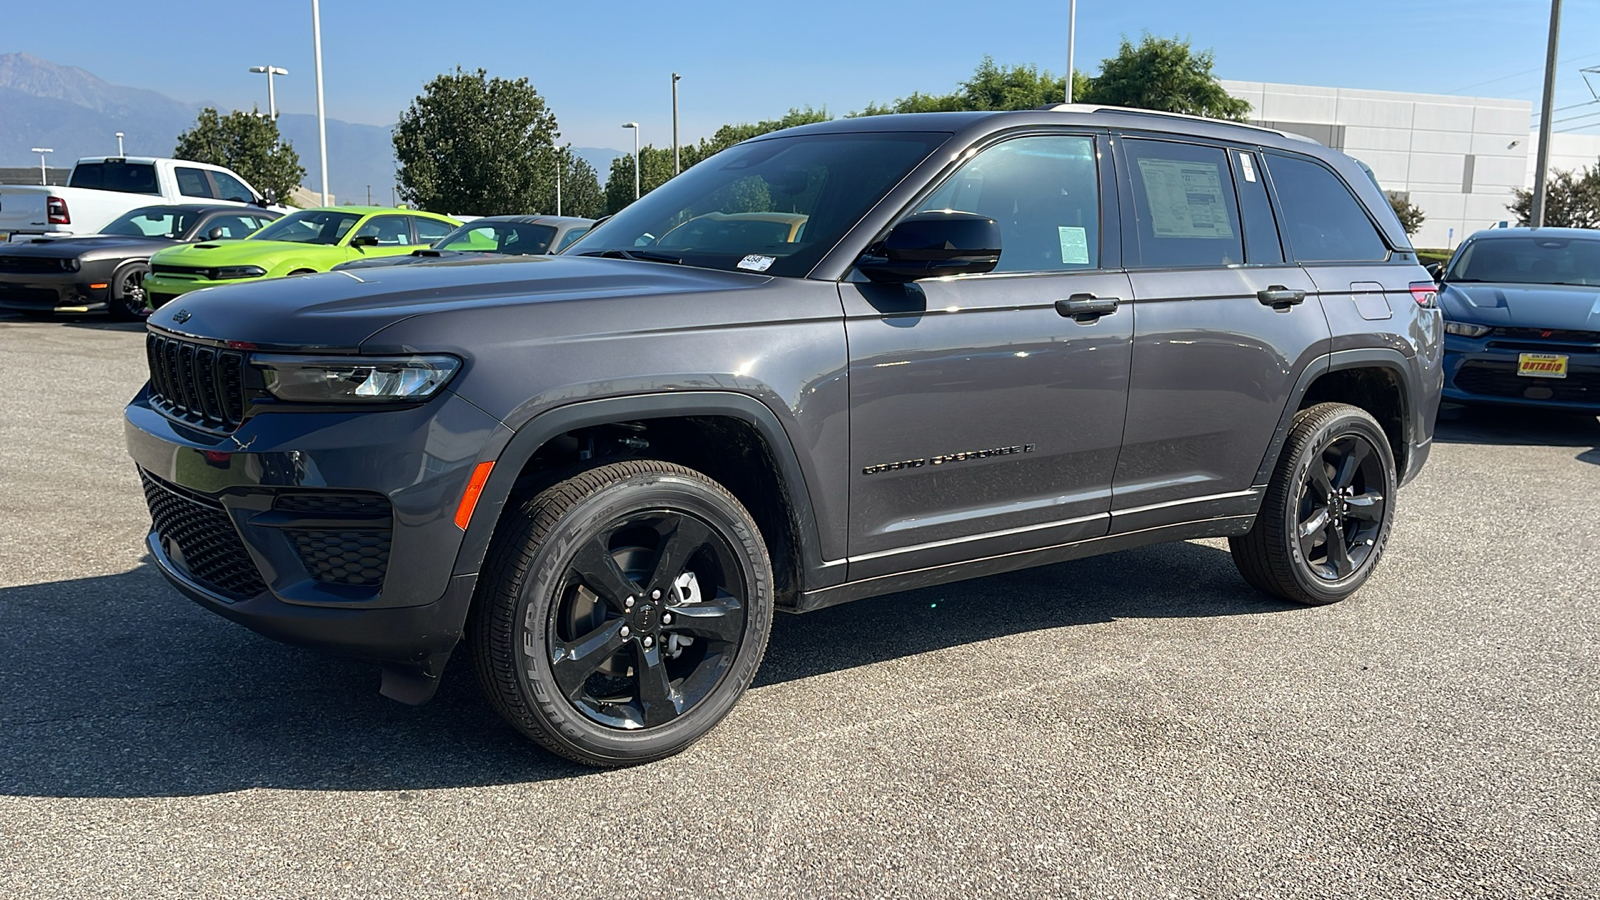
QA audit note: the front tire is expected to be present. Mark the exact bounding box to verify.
[1229,403,1397,605]
[468,460,774,766]
[108,263,151,320]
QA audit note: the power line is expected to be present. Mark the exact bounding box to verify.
[1446,49,1600,95]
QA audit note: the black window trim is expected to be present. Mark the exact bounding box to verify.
[1226,146,1287,267]
[1260,149,1397,266]
[1112,131,1253,273]
[860,126,1122,281]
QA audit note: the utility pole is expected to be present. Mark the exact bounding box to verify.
[115,132,124,155]
[1064,0,1078,103]
[1530,0,1562,228]
[555,146,563,217]
[623,122,640,200]
[248,65,289,119]
[312,0,330,206]
[672,73,682,174]
[30,148,52,185]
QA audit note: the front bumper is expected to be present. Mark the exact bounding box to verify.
[1443,338,1600,412]
[0,272,111,312]
[124,385,509,665]
[143,274,261,308]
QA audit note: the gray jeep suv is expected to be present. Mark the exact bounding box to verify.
[124,107,1442,766]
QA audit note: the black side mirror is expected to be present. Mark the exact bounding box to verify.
[207,226,226,240]
[350,234,379,248]
[856,211,1001,283]
[1425,262,1445,282]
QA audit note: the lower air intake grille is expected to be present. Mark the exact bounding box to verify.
[284,529,392,586]
[139,469,267,600]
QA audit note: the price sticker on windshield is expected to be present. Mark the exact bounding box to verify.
[737,254,775,272]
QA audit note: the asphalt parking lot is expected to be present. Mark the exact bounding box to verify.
[1,312,1596,899]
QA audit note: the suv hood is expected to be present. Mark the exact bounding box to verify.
[145,254,769,349]
[1439,281,1600,331]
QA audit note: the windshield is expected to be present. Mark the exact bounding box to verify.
[438,221,557,255]
[250,210,363,245]
[102,206,199,239]
[566,131,948,277]
[1447,236,1600,287]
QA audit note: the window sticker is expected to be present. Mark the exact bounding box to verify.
[1239,152,1257,182]
[737,254,776,272]
[1057,226,1090,265]
[1137,158,1235,239]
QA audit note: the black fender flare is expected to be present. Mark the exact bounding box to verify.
[1251,348,1418,487]
[449,391,834,594]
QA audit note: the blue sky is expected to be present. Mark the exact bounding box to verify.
[8,0,1600,151]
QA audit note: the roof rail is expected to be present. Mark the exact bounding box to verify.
[1035,104,1321,144]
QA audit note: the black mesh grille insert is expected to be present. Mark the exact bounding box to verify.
[273,493,391,516]
[139,469,267,600]
[145,332,247,431]
[284,530,391,586]
[1455,360,1600,403]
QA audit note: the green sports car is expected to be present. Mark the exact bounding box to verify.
[143,206,460,306]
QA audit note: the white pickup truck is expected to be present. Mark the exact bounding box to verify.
[0,157,272,241]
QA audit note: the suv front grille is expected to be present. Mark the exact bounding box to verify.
[139,469,267,600]
[1455,360,1600,403]
[145,332,248,430]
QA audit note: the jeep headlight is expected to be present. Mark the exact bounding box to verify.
[253,354,461,403]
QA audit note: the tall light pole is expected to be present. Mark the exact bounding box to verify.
[115,132,124,155]
[1530,0,1562,228]
[30,148,52,185]
[248,65,289,119]
[555,145,563,216]
[672,73,682,175]
[622,122,640,200]
[311,0,330,205]
[1064,0,1078,103]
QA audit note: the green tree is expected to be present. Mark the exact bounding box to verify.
[556,149,605,219]
[853,57,1090,115]
[173,107,305,202]
[393,67,561,216]
[1509,161,1600,229]
[1386,191,1427,236]
[1079,34,1251,121]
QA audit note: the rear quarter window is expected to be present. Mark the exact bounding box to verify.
[1266,153,1390,263]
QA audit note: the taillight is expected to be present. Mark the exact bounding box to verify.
[1408,282,1437,309]
[46,196,69,225]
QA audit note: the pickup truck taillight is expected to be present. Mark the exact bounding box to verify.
[47,196,70,225]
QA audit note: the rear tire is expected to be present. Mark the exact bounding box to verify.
[468,460,773,766]
[1229,403,1397,605]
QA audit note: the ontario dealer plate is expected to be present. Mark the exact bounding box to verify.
[1518,353,1568,379]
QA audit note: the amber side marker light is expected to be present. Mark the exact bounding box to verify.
[455,461,495,529]
[89,282,108,290]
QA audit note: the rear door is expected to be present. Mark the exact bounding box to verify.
[843,132,1133,578]
[1111,136,1327,532]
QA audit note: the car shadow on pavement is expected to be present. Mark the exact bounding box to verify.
[0,542,1286,799]
[1435,404,1600,465]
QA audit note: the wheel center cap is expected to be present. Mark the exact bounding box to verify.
[636,603,655,631]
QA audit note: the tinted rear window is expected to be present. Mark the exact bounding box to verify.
[69,162,160,195]
[1267,154,1390,262]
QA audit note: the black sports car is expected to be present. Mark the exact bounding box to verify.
[331,215,594,273]
[0,204,280,319]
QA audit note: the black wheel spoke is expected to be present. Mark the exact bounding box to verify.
[569,538,639,611]
[667,595,744,643]
[1297,507,1330,541]
[649,514,712,590]
[1309,459,1335,497]
[1346,490,1384,522]
[636,643,682,727]
[1326,525,1354,577]
[551,620,629,701]
[1333,440,1370,490]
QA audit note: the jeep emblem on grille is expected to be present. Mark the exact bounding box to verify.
[172,309,192,324]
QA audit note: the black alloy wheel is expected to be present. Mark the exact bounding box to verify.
[1230,402,1397,605]
[469,460,773,766]
[109,264,151,321]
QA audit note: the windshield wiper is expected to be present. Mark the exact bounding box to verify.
[578,248,684,265]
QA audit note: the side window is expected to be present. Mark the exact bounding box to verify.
[1124,139,1244,268]
[1266,153,1390,262]
[555,226,590,252]
[200,214,261,239]
[175,167,215,199]
[211,171,255,203]
[410,216,454,243]
[1231,150,1283,264]
[353,215,413,245]
[915,134,1101,274]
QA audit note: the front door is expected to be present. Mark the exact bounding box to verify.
[843,133,1133,580]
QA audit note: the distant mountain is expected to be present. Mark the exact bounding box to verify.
[0,53,628,207]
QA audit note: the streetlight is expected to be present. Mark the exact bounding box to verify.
[30,148,52,185]
[1064,0,1078,103]
[622,122,640,200]
[311,0,330,205]
[1530,0,1562,227]
[115,132,124,155]
[672,73,682,174]
[555,145,564,216]
[248,65,289,119]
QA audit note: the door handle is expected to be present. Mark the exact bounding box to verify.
[1055,293,1120,322]
[1257,285,1306,309]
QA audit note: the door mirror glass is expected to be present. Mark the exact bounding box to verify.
[856,211,1001,282]
[349,234,380,248]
